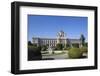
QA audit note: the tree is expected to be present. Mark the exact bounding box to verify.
[28,41,33,46]
[56,43,63,50]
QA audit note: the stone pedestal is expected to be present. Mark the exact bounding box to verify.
[48,47,53,54]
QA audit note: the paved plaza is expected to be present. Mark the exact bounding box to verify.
[42,50,69,60]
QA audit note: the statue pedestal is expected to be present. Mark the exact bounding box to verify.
[48,47,53,54]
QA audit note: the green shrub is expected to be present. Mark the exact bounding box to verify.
[28,45,37,50]
[67,47,71,50]
[72,43,79,48]
[41,45,47,51]
[65,44,70,48]
[83,43,88,47]
[54,47,57,50]
[63,47,70,50]
[80,47,88,53]
[68,48,82,59]
[63,47,67,50]
[33,44,37,47]
[37,46,41,51]
[28,45,42,60]
[56,43,63,50]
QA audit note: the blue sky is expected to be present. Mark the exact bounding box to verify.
[28,15,88,42]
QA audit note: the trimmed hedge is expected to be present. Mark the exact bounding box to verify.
[68,48,82,59]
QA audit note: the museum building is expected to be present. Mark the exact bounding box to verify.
[32,30,85,48]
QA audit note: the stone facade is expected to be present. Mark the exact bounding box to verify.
[32,30,85,48]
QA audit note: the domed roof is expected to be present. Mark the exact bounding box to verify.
[57,30,65,37]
